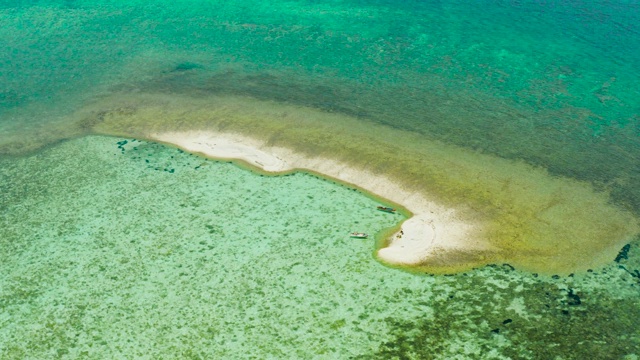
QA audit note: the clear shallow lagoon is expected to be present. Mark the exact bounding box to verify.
[1,0,639,358]
[1,136,638,358]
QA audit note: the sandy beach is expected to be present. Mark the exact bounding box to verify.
[150,130,492,268]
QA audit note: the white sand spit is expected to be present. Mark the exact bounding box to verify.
[151,131,491,268]
[153,131,291,172]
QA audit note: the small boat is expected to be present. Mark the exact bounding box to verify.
[377,206,396,213]
[350,232,369,239]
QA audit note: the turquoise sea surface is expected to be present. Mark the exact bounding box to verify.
[1,1,639,358]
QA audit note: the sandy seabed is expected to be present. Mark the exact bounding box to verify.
[151,131,493,267]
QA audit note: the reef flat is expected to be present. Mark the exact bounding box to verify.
[1,135,638,359]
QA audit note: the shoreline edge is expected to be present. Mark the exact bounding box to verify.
[150,130,493,270]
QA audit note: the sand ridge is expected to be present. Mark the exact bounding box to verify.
[151,131,493,268]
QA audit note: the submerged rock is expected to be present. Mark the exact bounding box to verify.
[614,244,631,263]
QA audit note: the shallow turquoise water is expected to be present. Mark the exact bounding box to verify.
[0,137,402,357]
[1,1,640,358]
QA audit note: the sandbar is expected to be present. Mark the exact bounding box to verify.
[151,131,493,268]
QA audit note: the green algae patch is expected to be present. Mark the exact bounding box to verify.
[77,92,640,275]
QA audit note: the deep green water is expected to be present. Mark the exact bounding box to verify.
[2,0,640,210]
[1,0,639,358]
